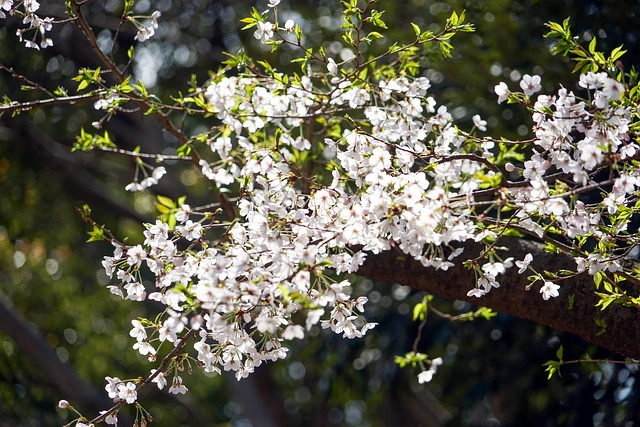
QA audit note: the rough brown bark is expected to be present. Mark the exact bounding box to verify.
[357,237,640,359]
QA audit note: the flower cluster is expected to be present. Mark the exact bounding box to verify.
[93,91,126,112]
[124,165,166,192]
[131,10,161,42]
[7,0,54,49]
[418,357,443,383]
[497,72,636,269]
[14,1,639,420]
[97,33,640,411]
[97,48,541,414]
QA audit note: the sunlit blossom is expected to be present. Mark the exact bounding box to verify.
[254,20,274,43]
[494,82,509,103]
[540,281,560,300]
[520,74,542,96]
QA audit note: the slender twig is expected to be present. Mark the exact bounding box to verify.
[0,63,56,97]
[412,311,428,354]
[97,146,192,161]
[69,0,237,220]
[88,329,196,425]
[558,358,639,367]
[429,305,482,321]
[0,92,105,113]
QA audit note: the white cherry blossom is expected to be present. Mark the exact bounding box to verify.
[254,21,274,43]
[494,82,509,103]
[540,281,560,300]
[515,253,533,274]
[117,382,137,404]
[520,74,542,96]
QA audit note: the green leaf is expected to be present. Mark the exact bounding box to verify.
[167,214,177,230]
[77,79,89,91]
[476,307,497,320]
[86,225,104,242]
[157,195,176,209]
[177,143,192,157]
[294,24,303,41]
[610,45,626,62]
[394,355,408,368]
[543,360,562,380]
[412,300,427,321]
[448,11,459,26]
[588,36,597,54]
[123,0,134,14]
[593,271,604,289]
[556,345,563,360]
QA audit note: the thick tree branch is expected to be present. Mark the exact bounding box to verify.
[357,237,640,359]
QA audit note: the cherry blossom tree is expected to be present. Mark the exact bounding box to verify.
[2,0,640,425]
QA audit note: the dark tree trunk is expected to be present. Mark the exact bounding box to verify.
[357,237,640,359]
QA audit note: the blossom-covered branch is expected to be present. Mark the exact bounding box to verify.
[2,0,640,424]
